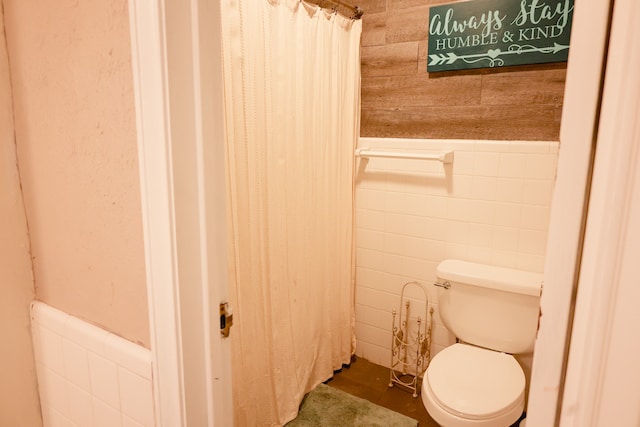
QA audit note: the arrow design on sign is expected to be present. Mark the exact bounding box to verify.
[428,43,570,68]
[428,52,459,66]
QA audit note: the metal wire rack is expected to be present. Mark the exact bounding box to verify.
[388,281,434,397]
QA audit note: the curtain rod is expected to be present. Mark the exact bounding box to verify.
[316,0,364,19]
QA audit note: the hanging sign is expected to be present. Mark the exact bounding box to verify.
[427,0,574,72]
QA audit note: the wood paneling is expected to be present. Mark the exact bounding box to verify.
[361,74,482,108]
[385,5,429,44]
[361,103,561,141]
[303,0,566,140]
[480,69,567,105]
[357,0,387,14]
[358,0,567,140]
[361,41,419,77]
[361,12,386,47]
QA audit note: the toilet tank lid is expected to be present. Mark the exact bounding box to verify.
[437,259,543,296]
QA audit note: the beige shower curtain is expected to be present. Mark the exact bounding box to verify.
[221,0,361,425]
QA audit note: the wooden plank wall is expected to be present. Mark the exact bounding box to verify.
[312,0,567,141]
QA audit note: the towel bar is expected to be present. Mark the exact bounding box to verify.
[355,147,454,164]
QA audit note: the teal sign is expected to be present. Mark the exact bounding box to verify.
[427,0,574,72]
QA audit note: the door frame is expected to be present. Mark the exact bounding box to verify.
[553,0,640,424]
[526,0,613,424]
[528,0,640,425]
[128,0,232,425]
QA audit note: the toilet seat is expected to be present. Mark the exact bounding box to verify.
[424,343,525,423]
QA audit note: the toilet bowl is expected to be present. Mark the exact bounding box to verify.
[422,260,542,427]
[421,343,525,427]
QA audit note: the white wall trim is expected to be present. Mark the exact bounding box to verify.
[128,0,186,424]
[558,0,640,424]
[128,0,231,425]
[527,1,613,425]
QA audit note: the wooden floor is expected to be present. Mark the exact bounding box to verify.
[325,357,438,427]
[325,357,527,426]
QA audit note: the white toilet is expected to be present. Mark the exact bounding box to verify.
[421,259,543,427]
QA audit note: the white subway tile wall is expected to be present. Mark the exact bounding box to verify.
[354,138,558,368]
[31,302,154,427]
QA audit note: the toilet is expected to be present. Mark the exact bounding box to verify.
[421,259,543,427]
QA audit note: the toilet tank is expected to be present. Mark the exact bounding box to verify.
[436,259,543,354]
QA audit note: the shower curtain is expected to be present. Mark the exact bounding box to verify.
[221,0,362,425]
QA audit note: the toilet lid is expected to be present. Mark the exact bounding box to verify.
[427,343,525,420]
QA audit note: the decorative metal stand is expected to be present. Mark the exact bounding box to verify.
[388,281,434,398]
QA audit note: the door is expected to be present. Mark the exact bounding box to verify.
[128,0,233,425]
[528,0,640,425]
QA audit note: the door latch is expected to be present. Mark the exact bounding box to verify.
[220,302,233,338]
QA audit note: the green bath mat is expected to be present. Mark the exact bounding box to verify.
[286,383,418,427]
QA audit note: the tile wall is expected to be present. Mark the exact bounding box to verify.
[354,137,558,369]
[30,302,155,427]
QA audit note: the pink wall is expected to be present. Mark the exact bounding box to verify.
[0,7,42,425]
[3,0,149,347]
